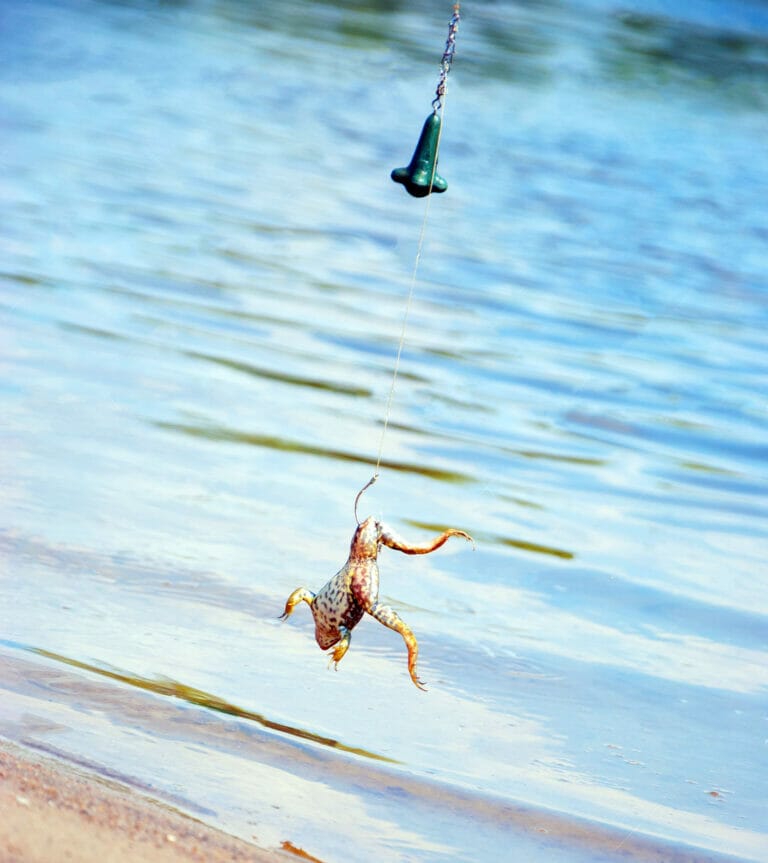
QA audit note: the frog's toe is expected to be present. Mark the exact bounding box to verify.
[408,651,428,691]
[457,529,476,549]
[326,626,351,670]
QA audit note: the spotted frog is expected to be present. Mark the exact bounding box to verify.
[280,516,473,690]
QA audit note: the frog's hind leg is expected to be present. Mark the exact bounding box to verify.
[369,602,427,691]
[379,525,474,555]
[279,587,315,620]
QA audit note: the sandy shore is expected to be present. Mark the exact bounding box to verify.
[0,739,286,863]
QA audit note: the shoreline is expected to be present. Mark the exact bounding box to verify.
[0,738,285,863]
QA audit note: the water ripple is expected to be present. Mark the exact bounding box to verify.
[153,420,476,483]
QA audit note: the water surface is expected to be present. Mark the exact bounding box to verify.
[1,0,767,861]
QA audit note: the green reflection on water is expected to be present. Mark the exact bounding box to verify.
[154,420,476,483]
[59,321,133,342]
[515,448,604,467]
[605,10,768,107]
[497,536,573,560]
[30,647,398,764]
[679,460,738,475]
[185,350,372,397]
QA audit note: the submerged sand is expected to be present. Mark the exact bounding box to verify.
[0,739,285,863]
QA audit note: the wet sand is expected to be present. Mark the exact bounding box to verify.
[0,739,283,863]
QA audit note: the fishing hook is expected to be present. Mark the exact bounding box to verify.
[354,474,379,525]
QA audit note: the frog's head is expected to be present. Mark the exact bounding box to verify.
[349,515,381,559]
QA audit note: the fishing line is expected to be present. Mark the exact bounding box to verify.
[373,151,440,473]
[355,3,461,521]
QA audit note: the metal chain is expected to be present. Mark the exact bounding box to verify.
[432,3,461,112]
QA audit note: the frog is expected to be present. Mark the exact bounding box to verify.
[279,516,474,690]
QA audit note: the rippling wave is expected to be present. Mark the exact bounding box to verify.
[1,0,766,860]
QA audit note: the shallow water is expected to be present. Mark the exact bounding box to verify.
[1,0,767,860]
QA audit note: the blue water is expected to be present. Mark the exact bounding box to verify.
[1,1,767,861]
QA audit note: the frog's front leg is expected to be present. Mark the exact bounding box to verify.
[369,602,427,691]
[328,626,352,669]
[279,587,315,620]
[379,525,474,555]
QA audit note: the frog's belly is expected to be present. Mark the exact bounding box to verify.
[312,578,365,649]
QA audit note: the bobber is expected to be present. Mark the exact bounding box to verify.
[391,112,447,198]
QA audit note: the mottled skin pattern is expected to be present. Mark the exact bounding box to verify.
[280,516,474,690]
